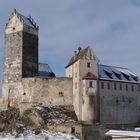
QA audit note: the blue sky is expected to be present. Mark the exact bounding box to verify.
[0,0,140,79]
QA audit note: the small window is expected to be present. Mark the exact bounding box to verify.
[107,82,110,89]
[75,82,77,89]
[104,70,113,79]
[75,72,77,78]
[89,81,93,87]
[138,85,140,91]
[131,85,134,92]
[87,62,90,68]
[59,92,63,97]
[13,27,15,30]
[126,84,128,91]
[120,84,122,90]
[101,82,104,89]
[114,83,117,90]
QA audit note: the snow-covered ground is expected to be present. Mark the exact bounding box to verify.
[0,129,80,140]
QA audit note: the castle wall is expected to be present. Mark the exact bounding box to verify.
[99,80,140,124]
[2,77,73,109]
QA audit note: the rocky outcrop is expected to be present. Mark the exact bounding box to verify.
[0,105,78,134]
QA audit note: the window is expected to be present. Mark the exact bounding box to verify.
[126,84,128,91]
[114,83,117,90]
[75,82,77,89]
[122,73,130,81]
[89,81,93,87]
[138,85,140,91]
[101,82,104,89]
[87,62,90,68]
[120,84,122,90]
[104,70,113,79]
[131,85,134,92]
[75,72,77,78]
[107,82,110,89]
[75,64,77,68]
[113,71,122,80]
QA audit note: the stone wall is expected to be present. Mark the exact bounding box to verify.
[4,32,23,83]
[2,77,73,109]
[99,80,140,124]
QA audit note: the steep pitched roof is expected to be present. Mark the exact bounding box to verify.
[18,13,36,28]
[6,9,38,29]
[66,47,89,68]
[83,72,98,80]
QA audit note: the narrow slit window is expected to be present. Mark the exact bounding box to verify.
[107,82,110,89]
[87,62,90,68]
[120,84,122,90]
[126,84,128,91]
[101,82,104,89]
[89,81,93,87]
[131,85,134,92]
[114,83,117,90]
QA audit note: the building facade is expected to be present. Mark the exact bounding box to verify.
[65,47,140,124]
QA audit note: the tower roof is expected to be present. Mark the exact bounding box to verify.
[66,47,89,68]
[66,46,98,68]
[5,9,38,30]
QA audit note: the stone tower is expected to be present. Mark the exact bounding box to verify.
[3,9,38,84]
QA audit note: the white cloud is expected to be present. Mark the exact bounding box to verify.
[0,0,140,77]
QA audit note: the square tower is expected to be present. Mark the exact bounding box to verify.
[3,9,39,83]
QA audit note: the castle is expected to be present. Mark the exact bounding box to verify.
[1,9,140,125]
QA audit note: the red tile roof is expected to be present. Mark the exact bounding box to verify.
[83,72,98,80]
[66,47,89,68]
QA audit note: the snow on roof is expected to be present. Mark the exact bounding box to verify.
[11,9,38,29]
[99,64,139,83]
[19,13,35,28]
[106,130,140,137]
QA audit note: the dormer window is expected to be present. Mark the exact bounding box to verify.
[104,70,113,79]
[87,62,90,68]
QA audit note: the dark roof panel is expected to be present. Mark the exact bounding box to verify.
[99,64,139,83]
